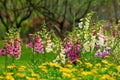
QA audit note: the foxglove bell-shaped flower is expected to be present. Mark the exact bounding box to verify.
[0,48,6,56]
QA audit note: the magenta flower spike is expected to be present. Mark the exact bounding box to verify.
[0,48,6,56]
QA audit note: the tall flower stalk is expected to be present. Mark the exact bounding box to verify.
[0,28,21,71]
[63,36,82,64]
[27,33,44,64]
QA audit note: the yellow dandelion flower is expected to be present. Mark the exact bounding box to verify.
[118,74,120,77]
[28,69,35,73]
[5,75,14,80]
[85,62,93,68]
[99,74,110,80]
[62,72,71,78]
[18,66,26,72]
[71,68,77,72]
[76,60,82,64]
[102,60,108,64]
[91,69,98,75]
[81,71,91,76]
[108,71,113,75]
[0,76,4,79]
[65,64,73,68]
[38,65,46,69]
[101,68,107,72]
[41,68,48,73]
[16,73,25,78]
[95,63,101,67]
[71,77,77,80]
[105,55,110,58]
[4,72,13,76]
[60,68,72,73]
[109,77,115,80]
[31,73,40,79]
[7,64,16,69]
[115,66,120,71]
[42,62,49,66]
[80,68,84,71]
[26,76,36,80]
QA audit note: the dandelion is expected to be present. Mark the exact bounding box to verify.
[102,60,109,64]
[62,72,72,78]
[0,76,4,79]
[16,73,25,78]
[115,66,120,71]
[85,62,93,68]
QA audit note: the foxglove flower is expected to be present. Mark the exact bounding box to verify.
[0,48,6,56]
[27,34,44,53]
[95,49,103,58]
[26,42,33,48]
[95,47,111,59]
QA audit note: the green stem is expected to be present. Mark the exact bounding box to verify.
[12,57,15,64]
[5,53,8,72]
[32,48,35,64]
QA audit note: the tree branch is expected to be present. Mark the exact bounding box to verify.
[75,0,92,22]
[17,8,32,28]
[0,13,9,32]
[112,0,118,24]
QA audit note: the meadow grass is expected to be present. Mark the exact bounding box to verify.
[0,41,57,69]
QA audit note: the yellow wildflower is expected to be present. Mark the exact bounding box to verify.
[4,72,13,76]
[18,66,26,72]
[95,63,101,67]
[26,76,36,80]
[16,73,25,78]
[105,55,110,58]
[71,68,77,72]
[101,68,107,72]
[71,77,77,80]
[62,72,71,78]
[85,62,93,68]
[65,64,73,68]
[60,68,72,73]
[31,72,40,79]
[81,71,91,76]
[115,66,120,71]
[7,64,16,69]
[76,60,82,64]
[38,65,46,69]
[5,75,14,80]
[109,77,115,80]
[0,76,4,79]
[80,68,84,71]
[41,68,48,73]
[91,69,98,75]
[99,74,110,80]
[102,60,108,64]
[42,62,49,66]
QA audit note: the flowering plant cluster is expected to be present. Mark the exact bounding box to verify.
[27,33,44,53]
[95,47,111,58]
[63,36,82,64]
[0,28,21,59]
[0,60,119,80]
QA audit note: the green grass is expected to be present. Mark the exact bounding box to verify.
[0,41,57,70]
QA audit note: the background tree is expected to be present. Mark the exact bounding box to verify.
[0,0,120,40]
[0,0,32,32]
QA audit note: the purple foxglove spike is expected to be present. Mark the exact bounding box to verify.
[26,42,33,48]
[0,48,6,56]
